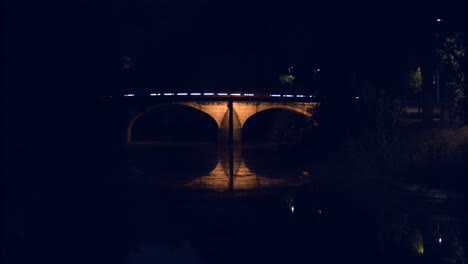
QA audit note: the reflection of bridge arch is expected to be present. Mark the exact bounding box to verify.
[183,147,305,191]
[126,101,319,144]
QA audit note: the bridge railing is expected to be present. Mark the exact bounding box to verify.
[121,91,319,99]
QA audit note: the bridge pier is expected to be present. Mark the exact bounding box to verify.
[218,101,242,145]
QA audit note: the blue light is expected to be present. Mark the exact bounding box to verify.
[270,94,281,97]
[204,93,214,96]
[244,93,254,96]
[163,93,174,96]
[190,93,201,96]
[150,93,160,96]
[176,93,188,96]
[124,94,135,97]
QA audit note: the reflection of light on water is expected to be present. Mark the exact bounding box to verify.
[182,161,305,191]
[412,233,424,255]
[285,196,295,214]
[438,236,442,244]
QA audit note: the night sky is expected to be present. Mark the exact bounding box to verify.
[5,0,465,95]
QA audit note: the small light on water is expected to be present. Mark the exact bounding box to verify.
[438,237,442,244]
[317,209,322,214]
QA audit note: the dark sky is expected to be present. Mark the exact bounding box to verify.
[5,0,465,95]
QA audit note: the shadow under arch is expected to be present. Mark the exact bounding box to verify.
[129,103,219,143]
[242,108,310,145]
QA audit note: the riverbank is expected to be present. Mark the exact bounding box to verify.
[303,119,467,197]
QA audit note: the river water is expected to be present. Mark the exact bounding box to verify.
[121,145,464,264]
[10,145,464,264]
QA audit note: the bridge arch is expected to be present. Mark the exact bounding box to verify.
[233,102,314,128]
[241,107,313,144]
[127,102,223,143]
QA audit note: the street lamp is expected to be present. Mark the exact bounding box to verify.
[434,18,445,105]
[314,67,320,80]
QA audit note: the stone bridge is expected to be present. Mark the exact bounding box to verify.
[126,100,319,144]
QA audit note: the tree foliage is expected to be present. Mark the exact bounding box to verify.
[437,32,465,125]
[408,67,422,94]
[279,74,295,86]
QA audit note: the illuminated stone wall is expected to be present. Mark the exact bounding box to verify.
[126,101,319,144]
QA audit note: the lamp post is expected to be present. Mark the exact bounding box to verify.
[315,67,320,80]
[435,18,444,106]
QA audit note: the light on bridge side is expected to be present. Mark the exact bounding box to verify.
[176,93,188,96]
[230,93,241,96]
[150,93,161,96]
[284,95,293,98]
[124,94,135,97]
[244,93,254,96]
[217,93,228,96]
[190,93,201,96]
[163,93,174,96]
[204,93,214,96]
[270,94,281,97]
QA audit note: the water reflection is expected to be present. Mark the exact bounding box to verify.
[127,145,310,191]
[122,145,464,264]
[178,146,309,191]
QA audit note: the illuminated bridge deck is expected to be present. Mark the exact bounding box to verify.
[119,92,320,102]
